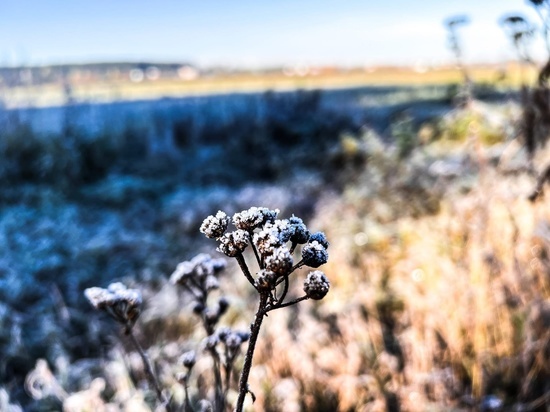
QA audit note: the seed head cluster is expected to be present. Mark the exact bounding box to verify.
[83,205,331,412]
[84,282,142,330]
[170,253,232,331]
[200,206,330,305]
[232,207,279,231]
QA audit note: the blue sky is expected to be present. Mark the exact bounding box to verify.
[0,0,545,67]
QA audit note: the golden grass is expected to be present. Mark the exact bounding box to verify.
[239,129,550,410]
[0,62,539,108]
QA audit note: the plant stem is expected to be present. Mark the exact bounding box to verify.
[200,314,224,411]
[235,293,268,412]
[265,295,308,314]
[278,276,290,304]
[209,349,224,412]
[127,328,170,410]
[235,253,258,290]
[249,232,263,268]
[184,381,192,412]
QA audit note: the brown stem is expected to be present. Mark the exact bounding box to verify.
[127,328,170,410]
[200,314,224,410]
[265,295,308,314]
[235,293,268,412]
[278,276,290,305]
[275,261,304,287]
[209,348,224,412]
[183,379,192,412]
[249,231,263,268]
[235,253,258,290]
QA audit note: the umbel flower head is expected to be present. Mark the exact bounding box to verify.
[200,206,330,412]
[200,206,330,301]
[170,253,230,327]
[84,282,142,330]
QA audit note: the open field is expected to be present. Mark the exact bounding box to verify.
[0,63,539,108]
[0,83,549,411]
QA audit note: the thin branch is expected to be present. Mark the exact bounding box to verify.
[289,241,298,255]
[127,327,170,410]
[249,231,263,269]
[278,276,290,305]
[208,348,224,412]
[235,253,259,290]
[265,295,309,314]
[235,293,268,411]
[275,261,304,287]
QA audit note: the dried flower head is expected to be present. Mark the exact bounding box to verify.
[445,15,469,28]
[170,253,226,285]
[179,351,197,369]
[204,335,219,350]
[217,230,250,257]
[503,15,526,24]
[303,271,330,300]
[253,228,282,256]
[84,283,142,328]
[193,302,206,314]
[200,211,230,239]
[237,331,251,342]
[218,328,250,350]
[308,232,329,249]
[265,219,294,243]
[217,297,230,315]
[289,215,310,244]
[264,246,293,275]
[301,241,329,268]
[255,269,277,290]
[225,332,244,350]
[232,207,279,231]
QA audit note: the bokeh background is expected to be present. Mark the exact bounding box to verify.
[0,1,549,411]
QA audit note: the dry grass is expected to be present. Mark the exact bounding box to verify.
[240,129,550,410]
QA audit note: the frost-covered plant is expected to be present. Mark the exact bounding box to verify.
[83,207,330,412]
[170,253,250,411]
[84,283,170,409]
[444,15,472,104]
[199,206,330,412]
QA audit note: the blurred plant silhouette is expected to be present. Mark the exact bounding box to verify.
[502,0,550,199]
[444,15,472,106]
[500,14,536,67]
